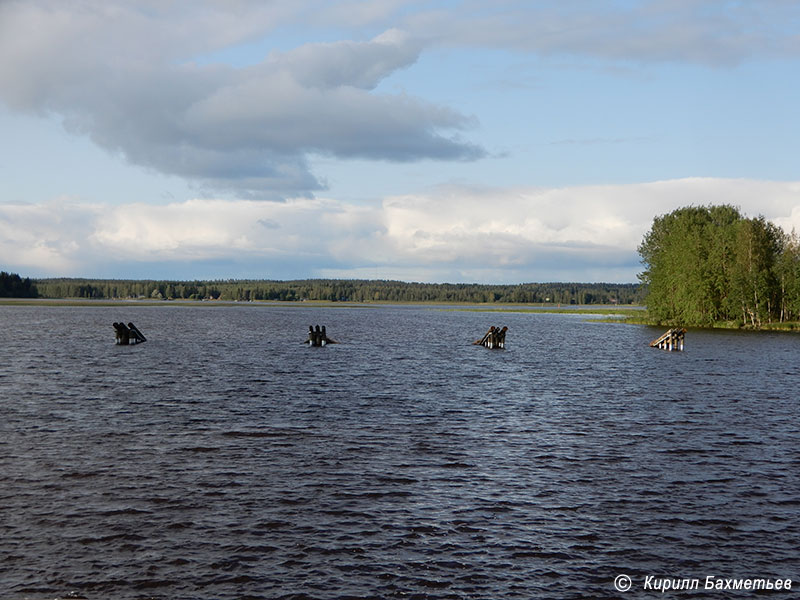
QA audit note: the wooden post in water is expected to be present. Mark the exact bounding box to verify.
[473,325,508,349]
[306,325,338,347]
[113,321,146,345]
[113,322,129,345]
[475,326,495,347]
[496,325,508,349]
[127,322,147,343]
[650,327,686,351]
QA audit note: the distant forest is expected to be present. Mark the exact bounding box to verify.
[0,272,38,298]
[32,278,644,305]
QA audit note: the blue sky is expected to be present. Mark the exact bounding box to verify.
[1,0,799,283]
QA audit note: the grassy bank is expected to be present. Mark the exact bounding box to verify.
[448,304,800,331]
[612,311,800,331]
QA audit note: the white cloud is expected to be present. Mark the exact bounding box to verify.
[0,199,99,273]
[3,178,799,282]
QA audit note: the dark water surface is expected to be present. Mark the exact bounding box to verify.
[1,304,798,599]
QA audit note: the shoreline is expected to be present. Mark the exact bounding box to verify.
[0,297,640,310]
[3,297,799,332]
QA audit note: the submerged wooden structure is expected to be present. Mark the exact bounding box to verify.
[114,322,147,345]
[650,327,686,351]
[474,326,508,349]
[306,325,338,347]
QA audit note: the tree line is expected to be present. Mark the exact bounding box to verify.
[0,272,38,298]
[638,204,800,327]
[31,278,643,305]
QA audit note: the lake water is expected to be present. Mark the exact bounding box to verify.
[1,303,798,599]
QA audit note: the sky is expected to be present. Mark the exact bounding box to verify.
[1,0,799,284]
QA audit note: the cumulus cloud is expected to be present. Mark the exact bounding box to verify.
[0,1,483,199]
[0,199,100,273]
[3,2,798,200]
[3,178,799,282]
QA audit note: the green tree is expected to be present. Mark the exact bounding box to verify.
[775,230,800,321]
[730,216,781,326]
[0,272,38,297]
[639,205,789,327]
[638,205,740,325]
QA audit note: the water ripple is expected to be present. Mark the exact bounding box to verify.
[1,305,798,599]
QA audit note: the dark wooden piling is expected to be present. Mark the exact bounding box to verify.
[113,322,129,345]
[127,322,146,343]
[495,326,507,349]
[113,321,146,345]
[650,327,686,351]
[306,325,338,347]
[473,325,508,349]
[475,326,495,346]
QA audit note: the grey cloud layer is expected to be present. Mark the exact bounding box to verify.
[411,0,800,66]
[0,3,483,199]
[2,1,798,200]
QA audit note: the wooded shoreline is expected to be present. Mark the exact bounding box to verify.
[26,277,645,305]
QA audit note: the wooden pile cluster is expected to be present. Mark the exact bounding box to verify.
[110,320,687,353]
[113,322,147,345]
[473,325,508,349]
[306,325,338,347]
